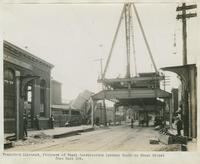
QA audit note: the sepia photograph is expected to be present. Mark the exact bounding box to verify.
[1,0,199,154]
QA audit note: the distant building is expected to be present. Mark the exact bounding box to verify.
[51,79,62,105]
[51,80,68,127]
[4,41,54,138]
[50,81,86,127]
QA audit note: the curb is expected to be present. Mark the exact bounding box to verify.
[53,127,94,139]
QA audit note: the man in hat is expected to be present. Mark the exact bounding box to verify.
[131,116,134,128]
[176,116,183,136]
[34,115,40,130]
[49,115,55,129]
[23,111,28,138]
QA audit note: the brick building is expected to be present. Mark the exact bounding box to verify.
[4,41,54,138]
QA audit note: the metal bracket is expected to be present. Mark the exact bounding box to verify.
[20,75,40,98]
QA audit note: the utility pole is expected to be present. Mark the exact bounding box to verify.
[94,58,104,79]
[176,3,197,65]
[94,58,107,126]
[176,3,197,136]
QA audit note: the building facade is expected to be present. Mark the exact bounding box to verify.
[4,41,54,138]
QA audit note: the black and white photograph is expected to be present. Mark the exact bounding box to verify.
[1,0,199,157]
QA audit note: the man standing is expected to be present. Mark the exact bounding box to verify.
[34,115,40,130]
[23,111,28,138]
[176,104,182,120]
[176,116,183,136]
[49,115,55,129]
[131,117,134,128]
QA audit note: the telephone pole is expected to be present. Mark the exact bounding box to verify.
[176,3,197,65]
[94,58,107,126]
[94,58,103,79]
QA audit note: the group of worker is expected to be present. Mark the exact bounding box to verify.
[130,118,149,128]
[129,107,183,137]
[23,111,55,138]
[130,115,150,128]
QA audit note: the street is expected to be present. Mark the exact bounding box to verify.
[3,2,198,155]
[6,124,177,151]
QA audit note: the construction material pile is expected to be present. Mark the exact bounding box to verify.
[150,127,188,151]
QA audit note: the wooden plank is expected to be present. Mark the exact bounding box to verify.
[159,133,173,145]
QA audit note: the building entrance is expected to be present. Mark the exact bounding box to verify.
[24,82,34,129]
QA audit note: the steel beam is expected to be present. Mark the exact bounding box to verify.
[92,88,171,100]
[98,76,164,83]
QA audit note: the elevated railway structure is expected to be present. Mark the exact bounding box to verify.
[92,2,171,126]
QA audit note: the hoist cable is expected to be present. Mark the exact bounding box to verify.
[102,5,125,79]
[132,3,158,73]
[130,5,138,76]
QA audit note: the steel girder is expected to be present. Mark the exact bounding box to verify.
[92,88,171,101]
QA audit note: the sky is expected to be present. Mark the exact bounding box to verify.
[2,1,199,100]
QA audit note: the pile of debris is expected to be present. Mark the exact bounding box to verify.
[14,136,52,147]
[150,127,188,151]
[4,133,53,148]
[4,135,16,149]
[4,139,14,149]
[31,132,52,139]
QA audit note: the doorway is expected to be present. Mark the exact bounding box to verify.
[24,82,34,129]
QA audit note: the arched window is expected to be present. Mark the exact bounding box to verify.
[4,69,15,118]
[40,79,46,117]
[4,69,14,85]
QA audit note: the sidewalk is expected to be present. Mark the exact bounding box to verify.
[28,125,94,138]
[187,139,197,151]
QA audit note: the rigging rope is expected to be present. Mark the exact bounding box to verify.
[102,5,125,79]
[130,5,138,76]
[132,3,158,73]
